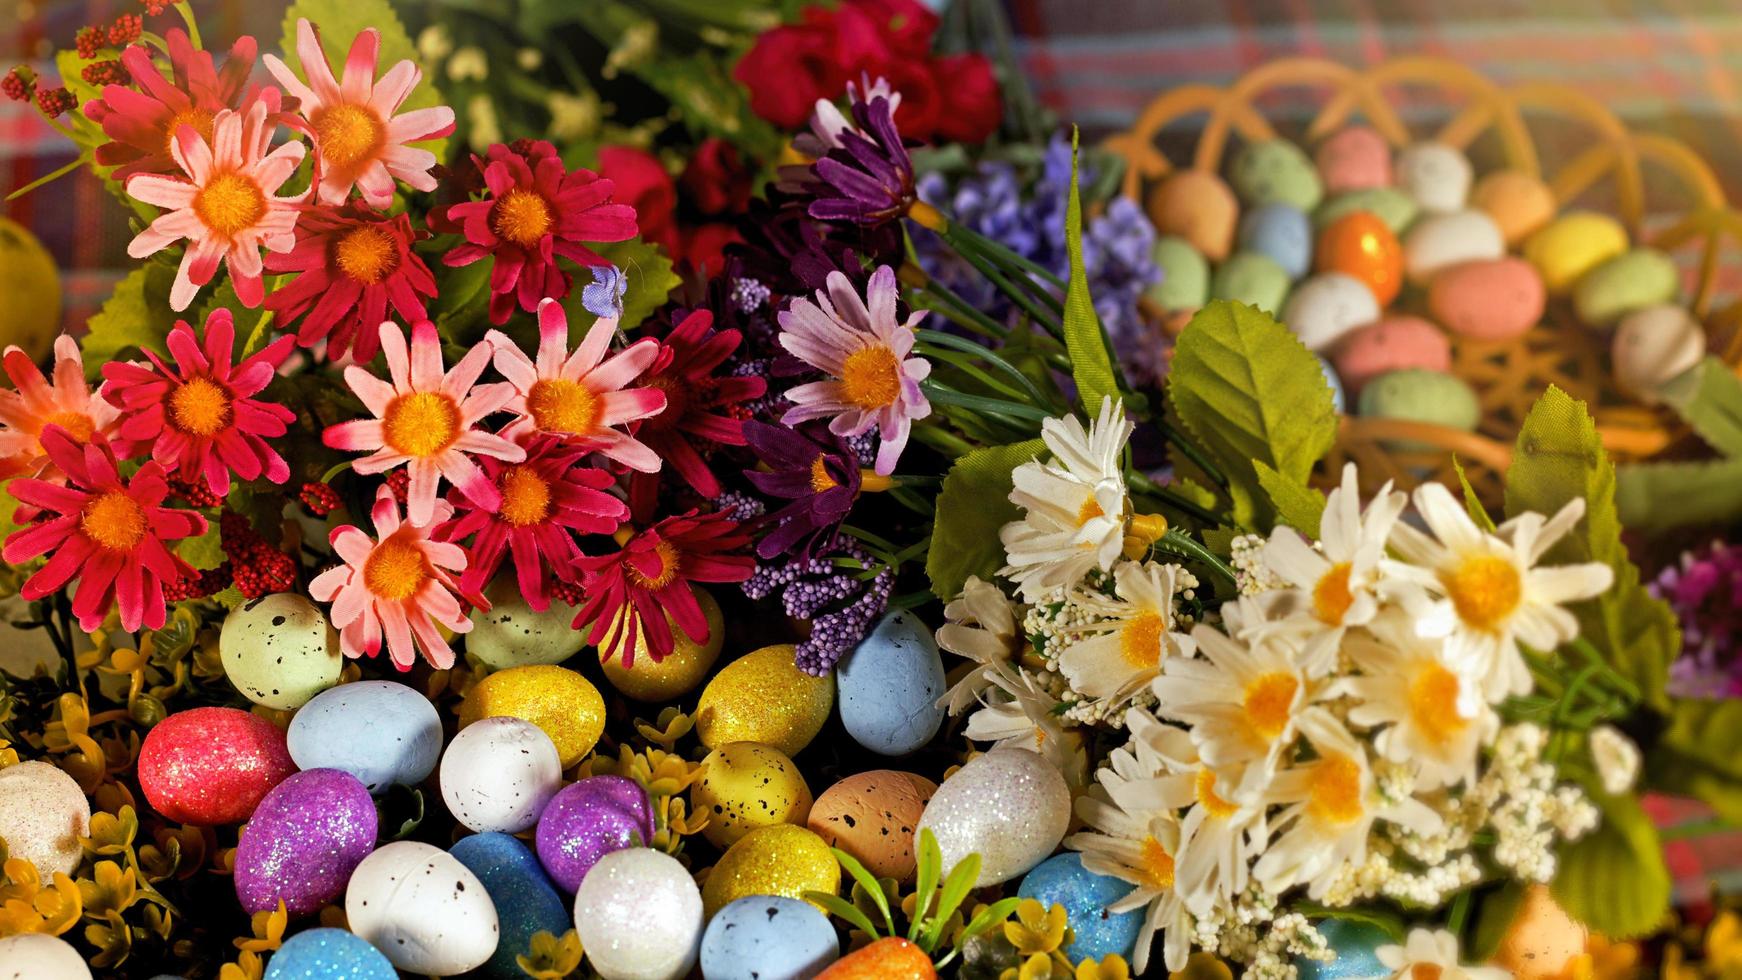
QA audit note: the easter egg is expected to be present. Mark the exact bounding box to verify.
[1318,354,1346,413]
[466,576,586,669]
[1316,211,1403,306]
[701,824,841,919]
[1315,188,1419,234]
[1358,369,1481,450]
[691,742,813,848]
[808,770,937,881]
[1613,304,1706,403]
[345,840,500,975]
[440,716,563,834]
[700,896,839,980]
[1280,273,1381,352]
[1330,316,1452,395]
[1145,171,1239,261]
[1523,211,1629,294]
[1147,236,1211,311]
[1494,886,1588,980]
[574,847,705,980]
[836,610,947,756]
[138,707,296,825]
[0,933,93,980]
[1229,139,1323,210]
[1471,170,1556,246]
[264,928,397,980]
[1428,258,1545,341]
[451,832,571,979]
[1314,126,1391,193]
[0,760,90,878]
[601,585,723,701]
[234,768,376,916]
[1395,141,1472,213]
[535,775,654,892]
[916,748,1070,887]
[1237,203,1313,279]
[288,680,443,794]
[1402,209,1505,286]
[1018,853,1143,961]
[459,664,605,767]
[1573,248,1680,328]
[220,594,343,709]
[0,218,62,363]
[814,937,936,980]
[696,644,834,757]
[1211,253,1291,315]
[1294,919,1390,980]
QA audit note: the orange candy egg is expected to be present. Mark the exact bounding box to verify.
[814,937,937,979]
[1316,211,1404,306]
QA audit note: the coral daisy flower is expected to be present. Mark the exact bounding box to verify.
[124,100,306,311]
[3,427,207,632]
[262,205,437,364]
[0,336,121,484]
[741,419,868,560]
[265,18,455,207]
[486,298,666,472]
[631,310,767,499]
[101,309,297,495]
[323,321,525,527]
[310,485,473,670]
[441,139,639,323]
[777,265,931,475]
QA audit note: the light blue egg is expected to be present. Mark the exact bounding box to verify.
[1317,355,1346,413]
[836,611,946,756]
[700,895,838,980]
[1017,853,1142,961]
[288,681,442,794]
[451,832,570,978]
[1239,203,1313,279]
[1294,919,1392,980]
[264,928,397,980]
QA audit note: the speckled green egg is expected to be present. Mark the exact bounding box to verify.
[690,741,813,848]
[1358,368,1480,451]
[1211,252,1291,314]
[466,576,585,669]
[1146,235,1210,311]
[1314,187,1420,234]
[1573,248,1680,328]
[219,594,342,709]
[1229,139,1323,210]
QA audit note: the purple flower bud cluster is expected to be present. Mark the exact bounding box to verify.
[742,538,893,676]
[1654,539,1742,698]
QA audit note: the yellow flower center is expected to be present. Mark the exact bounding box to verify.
[1194,768,1240,819]
[1411,965,1445,980]
[1440,554,1523,632]
[627,540,682,591]
[809,454,838,493]
[497,466,552,527]
[1118,611,1166,670]
[838,344,902,410]
[332,225,400,285]
[1408,661,1469,746]
[1135,835,1175,891]
[525,378,600,436]
[1077,494,1105,527]
[490,188,554,247]
[1313,562,1355,625]
[382,392,460,458]
[1306,752,1366,826]
[81,492,147,552]
[363,536,429,601]
[1242,672,1299,742]
[311,102,385,171]
[163,106,216,156]
[41,411,95,444]
[193,172,267,238]
[167,376,233,437]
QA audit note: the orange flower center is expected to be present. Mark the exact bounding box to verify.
[1306,752,1366,826]
[809,454,838,493]
[1242,672,1298,742]
[1118,611,1166,670]
[167,376,233,437]
[1440,554,1523,632]
[1077,495,1105,527]
[525,378,599,435]
[1135,835,1176,891]
[497,466,553,527]
[382,392,460,458]
[1194,768,1240,819]
[1408,661,1469,746]
[1313,562,1355,625]
[311,102,385,171]
[627,540,682,591]
[193,172,267,238]
[81,492,147,552]
[490,188,554,247]
[332,225,400,285]
[162,106,215,156]
[41,411,95,444]
[364,536,430,601]
[839,344,902,410]
[1412,965,1445,980]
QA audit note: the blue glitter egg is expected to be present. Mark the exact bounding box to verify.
[1294,920,1392,980]
[1016,853,1142,961]
[450,832,571,978]
[1317,355,1347,413]
[1239,202,1314,279]
[264,928,397,980]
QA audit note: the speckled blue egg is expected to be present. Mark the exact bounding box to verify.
[836,610,946,756]
[1317,355,1346,413]
[288,681,442,794]
[699,895,839,980]
[451,832,571,978]
[263,927,397,980]
[1017,853,1142,961]
[1238,202,1313,279]
[1294,920,1392,980]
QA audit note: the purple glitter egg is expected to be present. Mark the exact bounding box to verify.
[534,775,653,892]
[235,768,377,916]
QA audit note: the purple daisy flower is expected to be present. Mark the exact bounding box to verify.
[807,80,918,228]
[743,420,864,560]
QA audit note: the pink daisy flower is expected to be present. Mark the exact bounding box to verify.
[310,486,472,670]
[323,321,524,527]
[124,100,306,311]
[485,298,666,473]
[777,264,931,474]
[265,18,455,208]
[3,427,207,632]
[101,308,297,495]
[0,336,121,484]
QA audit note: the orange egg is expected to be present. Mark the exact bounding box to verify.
[1316,211,1404,306]
[814,937,937,979]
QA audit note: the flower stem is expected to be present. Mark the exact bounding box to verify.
[916,328,1055,410]
[1150,528,1237,591]
[921,381,1051,423]
[942,220,1066,292]
[913,423,978,459]
[1126,471,1227,528]
[174,1,202,49]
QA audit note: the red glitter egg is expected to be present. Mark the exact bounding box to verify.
[138,707,296,825]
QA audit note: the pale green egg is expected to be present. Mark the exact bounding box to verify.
[219,594,342,710]
[1146,236,1210,311]
[1573,248,1679,328]
[466,576,586,669]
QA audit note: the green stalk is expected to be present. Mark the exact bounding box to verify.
[916,328,1055,409]
[922,381,1051,423]
[943,221,1066,293]
[1127,471,1227,528]
[1152,528,1237,591]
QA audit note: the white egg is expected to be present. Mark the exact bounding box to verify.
[0,760,91,878]
[1396,141,1473,213]
[1613,304,1707,404]
[573,848,703,980]
[439,716,563,833]
[1403,209,1505,286]
[917,748,1070,887]
[345,841,500,975]
[1281,273,1381,351]
[0,933,93,979]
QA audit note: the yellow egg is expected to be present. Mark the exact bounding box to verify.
[600,586,724,701]
[458,665,604,767]
[695,644,833,757]
[690,741,812,848]
[1523,211,1629,295]
[0,217,62,362]
[1494,885,1588,980]
[701,824,840,919]
[1470,170,1556,246]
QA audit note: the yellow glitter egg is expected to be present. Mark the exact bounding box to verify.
[701,824,840,919]
[690,741,813,848]
[1523,211,1629,295]
[600,586,724,702]
[695,644,833,757]
[458,665,604,768]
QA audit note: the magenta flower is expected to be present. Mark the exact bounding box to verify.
[631,310,767,500]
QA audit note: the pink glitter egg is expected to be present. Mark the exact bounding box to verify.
[138,707,296,825]
[235,769,377,916]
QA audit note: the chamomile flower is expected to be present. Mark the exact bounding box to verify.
[1058,561,1196,707]
[963,661,1086,786]
[1000,397,1132,600]
[1360,928,1511,980]
[1065,785,1192,974]
[936,575,1024,716]
[1343,614,1497,790]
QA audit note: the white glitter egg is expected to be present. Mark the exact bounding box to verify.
[219,593,343,709]
[345,841,500,975]
[573,848,703,980]
[439,716,563,833]
[0,760,91,878]
[917,748,1069,887]
[0,932,93,979]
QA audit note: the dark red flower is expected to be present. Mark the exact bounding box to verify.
[263,205,437,363]
[733,10,847,131]
[630,310,767,502]
[598,145,677,253]
[846,0,939,57]
[933,53,1002,144]
[677,223,742,277]
[682,138,754,216]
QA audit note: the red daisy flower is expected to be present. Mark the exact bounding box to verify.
[630,310,767,502]
[263,205,437,363]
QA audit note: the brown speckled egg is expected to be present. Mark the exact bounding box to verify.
[1494,885,1588,980]
[690,741,812,848]
[807,770,937,881]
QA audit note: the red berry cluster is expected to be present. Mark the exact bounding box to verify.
[81,60,130,88]
[108,14,143,46]
[74,26,104,59]
[546,579,585,606]
[2,67,33,102]
[219,511,298,598]
[141,0,173,14]
[35,87,75,118]
[169,479,223,509]
[384,470,410,506]
[298,482,343,516]
[163,563,234,601]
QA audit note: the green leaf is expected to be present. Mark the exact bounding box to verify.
[0,479,24,549]
[1551,784,1670,939]
[556,238,679,336]
[1452,455,1496,533]
[925,438,1045,600]
[908,828,943,942]
[1060,128,1122,414]
[177,520,224,572]
[1293,902,1405,942]
[958,896,1022,944]
[1647,699,1742,823]
[1468,883,1525,960]
[1654,355,1742,457]
[81,265,181,375]
[805,891,881,941]
[280,0,449,162]
[830,847,894,937]
[922,850,982,952]
[1616,456,1742,532]
[1254,460,1325,538]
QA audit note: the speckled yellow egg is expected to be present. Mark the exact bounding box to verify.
[1494,885,1588,980]
[1523,211,1629,294]
[695,645,834,757]
[1471,170,1556,246]
[807,770,937,881]
[690,741,812,848]
[458,665,604,768]
[701,824,840,919]
[600,586,724,702]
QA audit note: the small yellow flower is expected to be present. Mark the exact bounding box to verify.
[517,928,585,978]
[1001,952,1061,980]
[318,904,348,931]
[84,910,132,968]
[1006,899,1071,957]
[0,739,20,768]
[1584,934,1640,980]
[635,708,694,748]
[1170,951,1235,980]
[218,950,264,980]
[84,807,139,857]
[234,899,288,953]
[1706,911,1742,974]
[77,861,138,917]
[33,872,81,936]
[1077,953,1132,980]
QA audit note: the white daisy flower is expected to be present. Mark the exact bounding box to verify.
[1065,785,1192,974]
[1359,927,1511,980]
[962,661,1087,786]
[999,397,1132,600]
[1058,561,1197,707]
[1343,613,1497,790]
[935,575,1024,716]
[1589,724,1641,795]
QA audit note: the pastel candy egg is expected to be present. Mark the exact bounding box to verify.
[836,610,947,756]
[1229,139,1323,210]
[600,585,723,701]
[814,937,934,980]
[1358,369,1481,450]
[1524,211,1629,294]
[700,896,839,980]
[1395,141,1472,213]
[466,576,585,669]
[696,644,834,757]
[264,928,397,980]
[451,832,571,979]
[288,680,442,794]
[1314,126,1391,193]
[1317,355,1346,414]
[1574,248,1680,327]
[916,748,1070,887]
[1428,258,1545,341]
[139,706,295,825]
[535,775,654,892]
[1329,316,1452,395]
[1018,853,1143,961]
[1402,209,1504,286]
[574,848,704,980]
[702,824,840,919]
[1613,304,1706,403]
[220,593,342,709]
[807,770,937,881]
[344,841,500,975]
[1147,236,1210,310]
[0,760,90,877]
[459,664,605,768]
[1294,919,1390,980]
[234,768,376,916]
[0,933,94,980]
[439,716,563,834]
[1237,203,1313,279]
[1495,885,1589,980]
[1471,170,1556,245]
[1316,211,1403,306]
[1145,170,1239,261]
[691,741,812,848]
[1281,273,1381,351]
[1315,187,1419,234]
[1211,252,1291,314]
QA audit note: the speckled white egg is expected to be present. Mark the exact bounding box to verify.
[220,593,343,709]
[1613,304,1707,404]
[1280,273,1381,351]
[466,576,586,669]
[439,716,563,834]
[0,760,90,878]
[1402,209,1505,286]
[916,748,1069,887]
[1395,141,1472,213]
[573,848,704,980]
[345,841,500,975]
[0,933,94,979]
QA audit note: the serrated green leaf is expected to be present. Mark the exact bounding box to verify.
[1061,128,1120,413]
[1616,456,1742,532]
[1254,460,1325,538]
[1655,355,1742,457]
[177,521,224,572]
[1452,455,1496,533]
[81,265,181,375]
[1200,525,1240,556]
[280,0,449,164]
[925,438,1045,600]
[1551,784,1670,939]
[1646,699,1742,823]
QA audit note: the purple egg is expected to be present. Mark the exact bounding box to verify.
[235,768,377,916]
[535,775,653,892]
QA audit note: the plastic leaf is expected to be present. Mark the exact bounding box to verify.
[806,890,882,941]
[1061,128,1121,413]
[1254,460,1325,538]
[922,850,982,953]
[1654,355,1742,456]
[925,438,1045,600]
[1551,782,1670,939]
[907,828,943,942]
[1452,455,1496,533]
[830,847,895,936]
[1616,456,1742,532]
